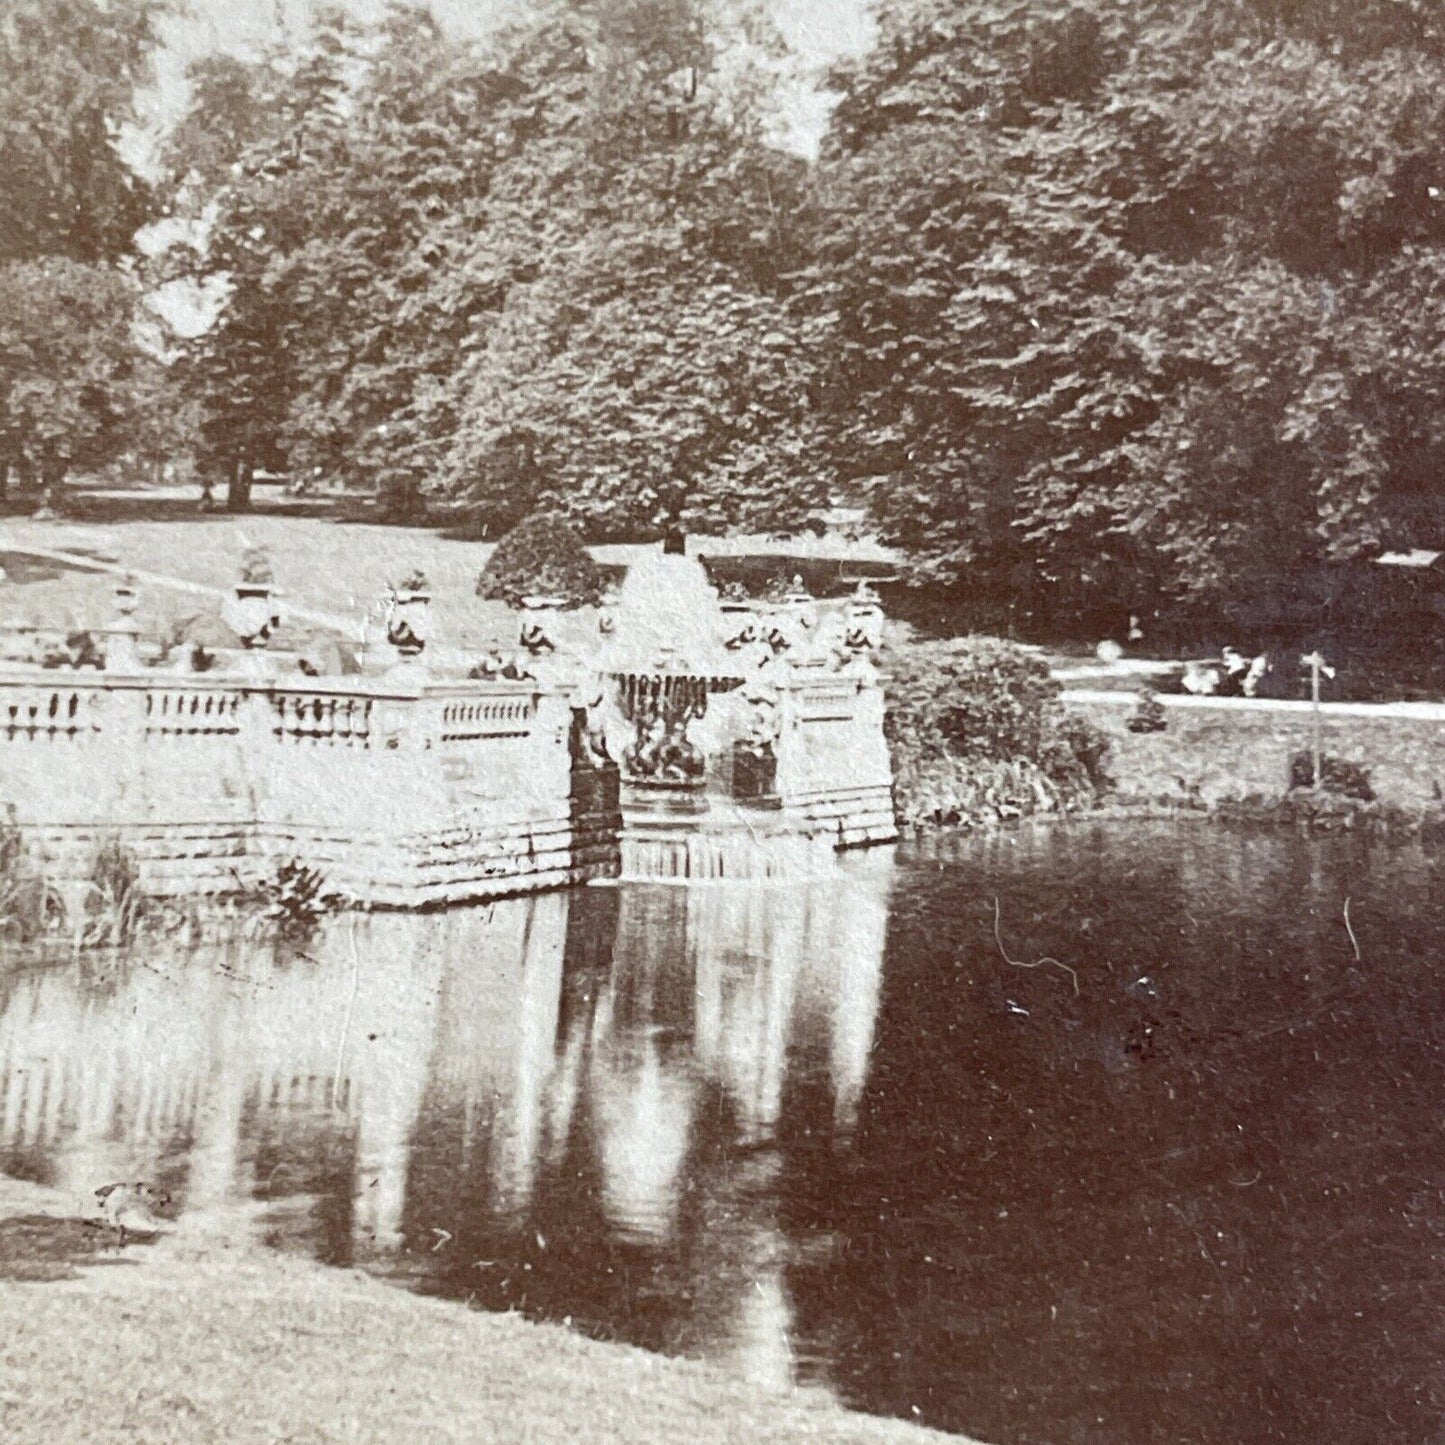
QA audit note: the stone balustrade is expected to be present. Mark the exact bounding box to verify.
[0,566,895,902]
[0,665,619,907]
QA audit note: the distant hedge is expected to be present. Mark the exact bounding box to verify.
[475,513,602,608]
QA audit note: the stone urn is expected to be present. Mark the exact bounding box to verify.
[104,575,142,673]
[224,585,280,650]
[597,587,619,639]
[718,591,759,653]
[113,575,139,621]
[844,581,885,653]
[222,547,280,651]
[386,579,431,660]
[519,595,563,657]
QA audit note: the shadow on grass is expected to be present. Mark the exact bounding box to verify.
[0,552,96,584]
[1,487,377,526]
[0,1214,154,1282]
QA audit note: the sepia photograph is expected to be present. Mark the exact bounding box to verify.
[0,0,1441,1441]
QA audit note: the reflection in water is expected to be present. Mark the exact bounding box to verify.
[0,853,891,1405]
[8,825,1431,1445]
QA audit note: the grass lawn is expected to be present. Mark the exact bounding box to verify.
[1072,693,1445,809]
[0,1178,964,1445]
[0,507,609,662]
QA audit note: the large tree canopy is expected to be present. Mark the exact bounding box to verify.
[142,0,1445,615]
[807,0,1445,603]
[173,0,827,530]
[0,0,164,263]
[431,0,828,537]
[0,0,166,495]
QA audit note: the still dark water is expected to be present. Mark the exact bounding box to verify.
[1,823,1442,1445]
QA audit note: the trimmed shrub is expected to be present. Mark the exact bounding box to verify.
[476,513,602,608]
[882,636,1112,828]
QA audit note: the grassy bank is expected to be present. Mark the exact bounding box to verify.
[0,1178,965,1445]
[1072,693,1445,814]
[880,634,1445,835]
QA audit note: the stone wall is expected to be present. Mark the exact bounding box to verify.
[0,569,902,902]
[774,667,897,847]
[0,660,896,904]
[0,670,620,906]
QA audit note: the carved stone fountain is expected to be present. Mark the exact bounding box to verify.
[599,538,744,810]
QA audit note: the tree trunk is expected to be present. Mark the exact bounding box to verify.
[34,450,64,517]
[227,457,253,513]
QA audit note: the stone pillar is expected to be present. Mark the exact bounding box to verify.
[102,576,143,674]
[518,594,573,690]
[779,576,818,648]
[844,581,885,654]
[529,687,573,804]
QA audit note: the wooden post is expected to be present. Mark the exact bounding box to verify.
[1300,651,1332,789]
[1310,656,1322,789]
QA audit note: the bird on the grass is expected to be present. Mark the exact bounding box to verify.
[93,1183,172,1245]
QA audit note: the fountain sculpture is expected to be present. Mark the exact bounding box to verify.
[598,538,744,799]
[589,538,895,875]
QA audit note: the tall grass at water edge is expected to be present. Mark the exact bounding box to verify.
[0,824,338,955]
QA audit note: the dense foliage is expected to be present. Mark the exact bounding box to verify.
[808,0,1445,609]
[0,0,165,495]
[11,0,1445,621]
[165,0,827,527]
[882,636,1112,826]
[475,512,603,607]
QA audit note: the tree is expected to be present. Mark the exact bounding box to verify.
[169,8,369,510]
[0,0,167,502]
[435,0,829,538]
[809,0,1445,611]
[0,258,141,495]
[169,7,503,512]
[170,0,829,532]
[0,0,165,264]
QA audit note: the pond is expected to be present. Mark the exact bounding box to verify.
[0,822,1441,1445]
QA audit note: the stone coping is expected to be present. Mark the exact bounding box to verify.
[0,666,552,703]
[1062,687,1445,722]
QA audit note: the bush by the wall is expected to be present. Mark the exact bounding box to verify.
[0,812,64,943]
[882,637,1112,828]
[1288,752,1375,801]
[80,835,147,947]
[476,512,602,608]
